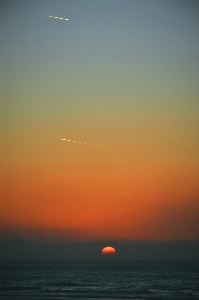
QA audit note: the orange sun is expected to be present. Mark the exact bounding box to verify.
[102,246,116,255]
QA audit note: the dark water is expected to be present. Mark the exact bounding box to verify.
[1,259,199,299]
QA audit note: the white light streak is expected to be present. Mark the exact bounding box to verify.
[61,139,112,149]
[46,15,69,21]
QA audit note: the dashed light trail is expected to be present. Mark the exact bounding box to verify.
[61,139,112,149]
[45,15,69,21]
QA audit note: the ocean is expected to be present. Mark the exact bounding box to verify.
[0,259,199,299]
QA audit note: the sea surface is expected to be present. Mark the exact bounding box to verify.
[0,259,199,299]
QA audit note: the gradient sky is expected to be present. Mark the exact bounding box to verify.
[1,0,199,242]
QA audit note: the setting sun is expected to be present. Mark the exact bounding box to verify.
[102,246,116,255]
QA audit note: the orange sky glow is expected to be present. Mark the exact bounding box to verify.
[1,1,199,243]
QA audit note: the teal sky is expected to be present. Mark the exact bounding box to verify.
[2,0,199,131]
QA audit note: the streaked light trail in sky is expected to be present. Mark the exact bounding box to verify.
[61,139,112,149]
[45,15,69,21]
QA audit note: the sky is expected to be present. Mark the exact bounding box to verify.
[1,0,199,243]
